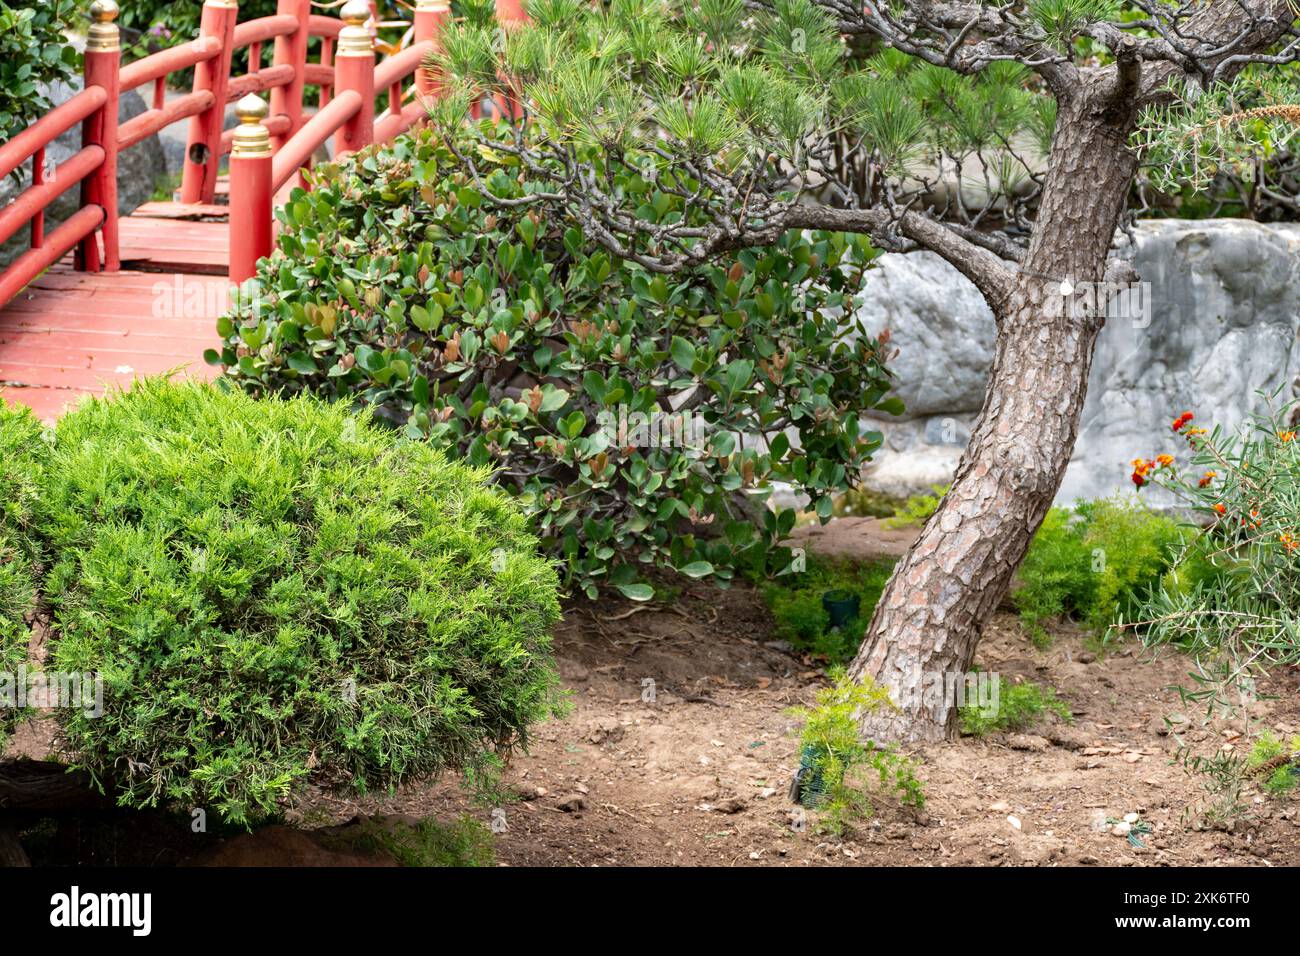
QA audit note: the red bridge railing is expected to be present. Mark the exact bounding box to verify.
[0,0,469,309]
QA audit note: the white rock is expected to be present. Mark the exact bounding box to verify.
[850,220,1300,504]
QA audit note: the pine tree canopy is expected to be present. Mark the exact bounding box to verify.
[424,1,1298,296]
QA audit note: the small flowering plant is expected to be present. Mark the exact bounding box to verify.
[1126,394,1300,712]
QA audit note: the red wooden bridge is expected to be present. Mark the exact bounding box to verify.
[0,0,521,420]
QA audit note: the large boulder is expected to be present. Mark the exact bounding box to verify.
[851,219,1300,504]
[1,79,168,269]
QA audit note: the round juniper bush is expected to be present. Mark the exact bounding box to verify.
[0,399,45,747]
[38,380,562,826]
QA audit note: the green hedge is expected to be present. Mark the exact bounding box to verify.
[9,379,560,825]
[212,124,899,599]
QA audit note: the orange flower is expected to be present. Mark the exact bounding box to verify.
[1130,457,1156,488]
[1172,411,1194,433]
[1198,471,1216,488]
[1282,533,1298,552]
[1156,454,1174,467]
[1280,430,1296,443]
[1213,503,1226,516]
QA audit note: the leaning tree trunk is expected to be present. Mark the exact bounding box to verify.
[849,85,1141,742]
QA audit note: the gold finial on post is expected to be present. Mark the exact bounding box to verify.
[87,0,121,53]
[337,0,374,56]
[231,94,272,157]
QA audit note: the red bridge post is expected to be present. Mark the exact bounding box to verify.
[270,0,311,150]
[334,0,375,159]
[79,0,122,272]
[495,0,528,120]
[414,1,450,98]
[228,95,273,286]
[181,0,239,204]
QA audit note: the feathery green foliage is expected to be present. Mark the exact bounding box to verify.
[424,0,1050,254]
[0,399,45,746]
[1028,0,1121,50]
[958,679,1071,736]
[40,380,562,826]
[1136,68,1300,195]
[1012,499,1203,646]
[788,669,925,835]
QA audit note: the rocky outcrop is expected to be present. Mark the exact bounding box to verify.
[1,79,169,269]
[852,219,1300,504]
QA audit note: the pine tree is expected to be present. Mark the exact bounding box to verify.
[427,0,1300,741]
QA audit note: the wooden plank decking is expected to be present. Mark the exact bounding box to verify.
[0,204,230,421]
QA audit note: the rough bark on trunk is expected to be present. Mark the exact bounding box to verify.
[848,86,1141,742]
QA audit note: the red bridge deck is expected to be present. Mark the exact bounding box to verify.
[0,207,230,421]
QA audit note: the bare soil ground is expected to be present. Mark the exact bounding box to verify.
[295,519,1300,868]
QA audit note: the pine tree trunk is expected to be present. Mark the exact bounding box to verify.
[848,87,1140,742]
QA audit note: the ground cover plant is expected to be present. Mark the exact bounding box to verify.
[213,124,898,600]
[1011,497,1209,647]
[958,678,1072,736]
[760,556,894,663]
[17,379,562,826]
[788,670,925,836]
[882,484,948,530]
[342,814,497,867]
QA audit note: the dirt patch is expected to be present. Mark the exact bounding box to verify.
[789,515,919,561]
[296,581,1300,867]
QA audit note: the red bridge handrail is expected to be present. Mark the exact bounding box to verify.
[0,88,108,182]
[0,146,106,249]
[0,205,106,307]
[119,90,216,152]
[119,35,224,95]
[228,0,453,284]
[232,13,301,49]
[270,90,362,193]
[309,15,345,38]
[0,0,510,309]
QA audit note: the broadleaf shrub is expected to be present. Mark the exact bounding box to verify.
[0,1,79,150]
[39,380,562,825]
[212,124,898,598]
[0,399,45,746]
